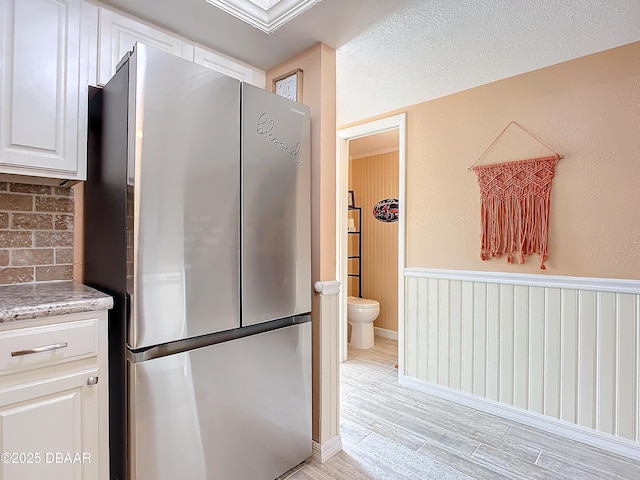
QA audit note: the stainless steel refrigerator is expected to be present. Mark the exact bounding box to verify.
[84,43,312,480]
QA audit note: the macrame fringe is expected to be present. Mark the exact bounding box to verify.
[474,156,558,269]
[479,193,551,269]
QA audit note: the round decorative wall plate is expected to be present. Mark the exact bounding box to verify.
[373,198,399,222]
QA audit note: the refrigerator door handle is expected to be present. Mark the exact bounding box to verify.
[125,292,133,344]
[126,292,132,320]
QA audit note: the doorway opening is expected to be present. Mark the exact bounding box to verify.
[336,113,406,370]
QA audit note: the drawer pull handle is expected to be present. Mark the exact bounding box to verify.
[11,342,69,357]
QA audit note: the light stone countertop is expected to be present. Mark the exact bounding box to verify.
[0,281,113,323]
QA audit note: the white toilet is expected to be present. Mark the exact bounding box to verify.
[347,296,380,349]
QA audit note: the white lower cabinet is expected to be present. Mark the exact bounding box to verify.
[0,311,109,480]
[0,369,99,480]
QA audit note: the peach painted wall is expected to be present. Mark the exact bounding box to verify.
[342,41,640,280]
[348,151,399,332]
[266,43,337,443]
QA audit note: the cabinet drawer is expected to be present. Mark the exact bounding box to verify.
[0,319,98,374]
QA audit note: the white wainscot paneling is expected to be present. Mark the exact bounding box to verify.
[314,280,342,462]
[403,269,640,459]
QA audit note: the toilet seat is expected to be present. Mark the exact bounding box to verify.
[347,296,379,310]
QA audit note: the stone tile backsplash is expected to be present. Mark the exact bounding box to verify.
[0,181,74,285]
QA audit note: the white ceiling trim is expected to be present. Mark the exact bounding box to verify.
[205,0,322,34]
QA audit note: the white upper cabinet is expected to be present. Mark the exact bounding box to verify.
[98,7,265,88]
[98,8,194,85]
[194,45,265,87]
[0,0,87,182]
[0,2,265,183]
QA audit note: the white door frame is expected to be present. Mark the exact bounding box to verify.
[336,113,406,368]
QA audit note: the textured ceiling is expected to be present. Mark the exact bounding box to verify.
[336,0,640,124]
[100,0,640,125]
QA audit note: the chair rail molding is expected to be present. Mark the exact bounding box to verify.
[404,267,640,294]
[314,280,341,296]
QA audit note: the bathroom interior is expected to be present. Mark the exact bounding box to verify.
[346,128,400,359]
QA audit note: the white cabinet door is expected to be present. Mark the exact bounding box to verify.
[0,368,100,480]
[98,8,193,85]
[194,46,265,87]
[0,0,86,181]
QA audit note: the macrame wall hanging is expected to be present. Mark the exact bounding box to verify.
[469,122,562,270]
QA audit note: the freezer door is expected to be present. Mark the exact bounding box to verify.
[241,84,311,326]
[128,322,312,480]
[128,44,241,349]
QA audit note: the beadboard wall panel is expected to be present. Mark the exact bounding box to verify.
[348,151,398,332]
[404,270,640,444]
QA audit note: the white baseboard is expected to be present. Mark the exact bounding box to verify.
[400,375,640,461]
[312,434,342,463]
[374,327,398,340]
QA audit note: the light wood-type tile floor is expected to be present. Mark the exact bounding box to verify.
[284,338,640,480]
